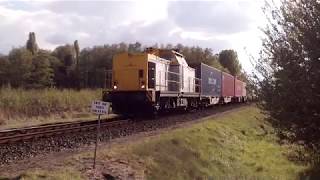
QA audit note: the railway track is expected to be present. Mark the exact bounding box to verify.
[0,117,127,144]
[0,104,249,165]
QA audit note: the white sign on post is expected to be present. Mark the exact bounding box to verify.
[91,100,109,115]
[91,100,110,170]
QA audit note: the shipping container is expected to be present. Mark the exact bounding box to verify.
[194,63,222,97]
[222,72,234,97]
[234,79,243,97]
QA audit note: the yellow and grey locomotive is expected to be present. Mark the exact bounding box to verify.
[103,48,200,115]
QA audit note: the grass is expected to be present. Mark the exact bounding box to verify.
[97,106,308,180]
[2,106,310,179]
[0,88,101,129]
[0,168,83,180]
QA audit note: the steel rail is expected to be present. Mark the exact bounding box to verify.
[0,117,128,144]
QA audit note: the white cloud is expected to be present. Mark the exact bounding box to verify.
[0,0,268,72]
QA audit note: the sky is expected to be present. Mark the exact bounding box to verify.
[0,0,269,72]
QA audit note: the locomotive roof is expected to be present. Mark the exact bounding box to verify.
[145,48,189,66]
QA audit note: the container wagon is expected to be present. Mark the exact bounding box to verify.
[193,63,221,106]
[221,72,234,103]
[234,78,243,103]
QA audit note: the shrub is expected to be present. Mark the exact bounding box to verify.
[0,88,101,119]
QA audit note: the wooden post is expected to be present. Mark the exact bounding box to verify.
[93,114,101,169]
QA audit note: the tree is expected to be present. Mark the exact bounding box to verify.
[78,44,120,88]
[52,45,75,67]
[255,0,320,147]
[7,48,33,88]
[74,40,80,66]
[128,42,142,53]
[0,55,9,86]
[27,51,54,88]
[26,32,38,55]
[218,50,241,76]
[52,45,77,88]
[173,44,225,71]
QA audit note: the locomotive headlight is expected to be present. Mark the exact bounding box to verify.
[113,82,117,89]
[141,81,145,89]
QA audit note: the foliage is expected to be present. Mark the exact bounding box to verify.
[78,44,127,88]
[27,51,54,88]
[128,41,142,53]
[7,48,33,88]
[52,44,75,67]
[0,88,100,120]
[0,32,247,89]
[26,32,38,55]
[5,48,57,89]
[174,44,225,71]
[0,55,9,86]
[218,49,242,76]
[255,0,320,148]
[74,40,80,66]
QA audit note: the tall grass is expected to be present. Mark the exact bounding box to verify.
[0,88,101,122]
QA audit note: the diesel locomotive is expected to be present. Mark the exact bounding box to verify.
[103,48,246,115]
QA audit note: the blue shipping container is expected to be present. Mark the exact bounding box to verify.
[194,63,222,97]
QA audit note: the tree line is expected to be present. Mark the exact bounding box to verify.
[0,33,244,89]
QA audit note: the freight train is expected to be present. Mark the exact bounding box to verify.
[103,48,247,115]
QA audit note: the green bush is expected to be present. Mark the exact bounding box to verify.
[0,88,101,118]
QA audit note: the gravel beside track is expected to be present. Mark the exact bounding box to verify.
[0,103,248,165]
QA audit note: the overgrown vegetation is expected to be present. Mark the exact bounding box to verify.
[0,88,100,128]
[218,49,242,76]
[254,0,320,149]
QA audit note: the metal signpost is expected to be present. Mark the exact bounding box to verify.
[91,100,110,170]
